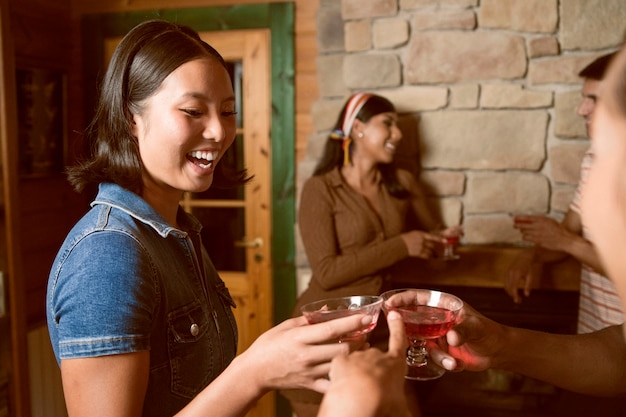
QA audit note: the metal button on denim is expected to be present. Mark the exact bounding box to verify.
[190,323,199,337]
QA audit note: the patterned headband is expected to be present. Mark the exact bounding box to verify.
[330,92,373,166]
[342,92,373,138]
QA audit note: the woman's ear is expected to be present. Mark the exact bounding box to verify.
[352,119,365,139]
[131,114,139,137]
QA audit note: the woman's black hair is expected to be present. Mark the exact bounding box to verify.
[67,20,250,194]
[313,94,409,198]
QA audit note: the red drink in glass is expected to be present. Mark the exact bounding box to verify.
[398,305,457,340]
[381,289,463,380]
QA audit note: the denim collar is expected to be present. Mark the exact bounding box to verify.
[91,183,202,238]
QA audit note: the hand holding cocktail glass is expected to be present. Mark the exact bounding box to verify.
[301,295,383,342]
[511,213,570,251]
[381,288,463,380]
[435,225,463,260]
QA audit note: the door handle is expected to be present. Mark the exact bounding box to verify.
[234,237,263,249]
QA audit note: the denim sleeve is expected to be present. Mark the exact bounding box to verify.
[48,229,155,360]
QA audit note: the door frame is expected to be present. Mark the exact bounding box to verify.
[81,3,297,324]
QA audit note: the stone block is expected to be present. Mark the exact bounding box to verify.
[481,84,552,109]
[400,0,478,9]
[551,185,576,213]
[560,0,626,50]
[529,55,599,85]
[317,3,345,53]
[345,20,371,52]
[378,86,448,112]
[549,143,589,185]
[411,10,476,30]
[528,36,560,58]
[479,0,558,32]
[316,55,350,98]
[464,215,523,244]
[343,53,402,88]
[311,98,346,132]
[450,84,479,109]
[421,170,466,196]
[439,197,463,227]
[373,18,409,49]
[406,32,526,83]
[465,172,549,214]
[555,90,587,139]
[342,0,398,20]
[419,110,548,170]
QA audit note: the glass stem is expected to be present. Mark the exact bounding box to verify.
[406,340,428,367]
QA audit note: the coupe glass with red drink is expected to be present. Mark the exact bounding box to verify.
[300,295,383,342]
[381,288,463,380]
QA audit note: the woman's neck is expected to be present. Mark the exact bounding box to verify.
[141,181,183,228]
[341,162,380,192]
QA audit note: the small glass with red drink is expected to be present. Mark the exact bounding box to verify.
[436,228,461,260]
[300,295,383,342]
[381,288,463,380]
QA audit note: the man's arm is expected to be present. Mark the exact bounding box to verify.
[516,210,605,274]
[440,304,626,397]
[558,210,606,274]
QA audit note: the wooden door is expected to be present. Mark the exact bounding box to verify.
[180,29,274,416]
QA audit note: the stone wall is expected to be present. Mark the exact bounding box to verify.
[296,0,626,290]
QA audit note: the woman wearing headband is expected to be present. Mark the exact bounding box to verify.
[284,92,456,416]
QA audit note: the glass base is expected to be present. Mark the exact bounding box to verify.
[405,361,446,381]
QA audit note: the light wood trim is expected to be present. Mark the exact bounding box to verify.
[198,29,274,417]
[71,0,292,14]
[182,199,246,208]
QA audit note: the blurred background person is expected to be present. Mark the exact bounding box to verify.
[506,52,624,335]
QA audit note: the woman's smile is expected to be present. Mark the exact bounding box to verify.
[187,149,220,170]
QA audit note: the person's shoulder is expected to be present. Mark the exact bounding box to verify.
[301,170,343,206]
[304,168,340,188]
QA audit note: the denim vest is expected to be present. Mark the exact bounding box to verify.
[47,183,238,416]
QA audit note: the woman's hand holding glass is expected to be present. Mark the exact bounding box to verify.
[236,313,373,395]
[300,295,383,342]
[400,230,445,259]
[433,225,463,260]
